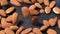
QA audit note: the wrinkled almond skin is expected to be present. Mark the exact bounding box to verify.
[40,25,48,31]
[33,28,42,34]
[0,30,5,34]
[44,0,49,6]
[40,9,44,14]
[12,12,18,24]
[23,0,32,4]
[53,7,60,14]
[37,0,43,4]
[0,9,6,16]
[31,0,36,3]
[21,28,32,34]
[0,0,8,6]
[30,9,39,15]
[6,6,15,14]
[34,3,42,8]
[29,5,36,10]
[47,29,57,34]
[16,26,24,34]
[9,26,19,30]
[10,0,21,6]
[21,7,29,18]
[45,6,51,14]
[5,28,15,34]
[17,0,23,3]
[29,32,35,34]
[58,19,60,29]
[49,17,57,26]
[49,1,56,8]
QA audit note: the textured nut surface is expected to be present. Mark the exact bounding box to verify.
[44,0,49,6]
[5,28,15,34]
[40,9,44,14]
[49,1,56,8]
[21,28,32,34]
[6,6,15,14]
[53,7,60,14]
[45,6,51,14]
[10,0,21,6]
[58,19,60,29]
[0,9,6,16]
[33,28,42,34]
[37,0,43,4]
[21,7,29,18]
[16,26,24,34]
[47,29,57,34]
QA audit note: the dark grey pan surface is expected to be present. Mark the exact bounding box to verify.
[0,0,60,34]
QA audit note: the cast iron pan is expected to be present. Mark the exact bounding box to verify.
[0,0,60,34]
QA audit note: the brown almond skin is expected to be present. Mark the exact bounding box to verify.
[31,0,36,3]
[49,17,57,26]
[40,9,44,14]
[37,0,43,4]
[34,3,42,8]
[0,16,2,21]
[47,29,57,34]
[0,9,6,16]
[44,0,49,6]
[58,19,60,29]
[16,26,24,34]
[29,5,36,10]
[17,0,23,3]
[5,28,15,34]
[0,30,5,34]
[29,32,35,34]
[30,9,39,15]
[23,0,32,4]
[33,28,42,34]
[6,6,15,14]
[45,6,51,14]
[9,26,19,30]
[21,7,29,18]
[12,12,18,24]
[10,0,21,6]
[21,28,32,34]
[49,1,56,8]
[0,0,8,6]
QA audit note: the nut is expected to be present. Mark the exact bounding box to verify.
[37,0,43,4]
[29,32,35,34]
[39,9,44,14]
[31,0,36,3]
[44,0,49,6]
[0,30,5,34]
[17,0,23,3]
[58,19,60,29]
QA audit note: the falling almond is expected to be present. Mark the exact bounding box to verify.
[0,9,6,16]
[10,0,21,6]
[45,6,51,14]
[34,3,42,8]
[37,0,43,4]
[30,9,39,15]
[49,1,56,8]
[44,0,49,6]
[21,7,29,18]
[53,7,60,14]
[5,6,15,14]
[58,19,60,29]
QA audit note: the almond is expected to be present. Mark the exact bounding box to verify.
[0,0,8,6]
[0,16,2,20]
[47,29,57,34]
[40,9,44,14]
[9,26,19,30]
[21,28,32,34]
[5,6,15,14]
[44,0,49,6]
[23,0,32,4]
[5,28,15,34]
[29,9,39,15]
[37,0,43,4]
[45,6,51,14]
[17,0,23,3]
[49,1,56,8]
[0,9,6,16]
[16,26,24,34]
[58,19,60,29]
[34,3,42,8]
[12,12,18,24]
[33,28,42,34]
[31,0,36,3]
[21,7,29,18]
[29,5,36,10]
[29,32,35,34]
[10,0,21,6]
[49,17,57,26]
[53,7,60,14]
[0,30,5,34]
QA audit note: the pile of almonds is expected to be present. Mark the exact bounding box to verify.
[0,0,60,34]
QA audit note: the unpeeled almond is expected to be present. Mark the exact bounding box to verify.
[17,0,23,3]
[40,9,44,14]
[58,19,60,29]
[5,6,15,14]
[31,0,36,3]
[37,0,43,4]
[44,0,49,6]
[0,30,5,34]
[29,32,35,34]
